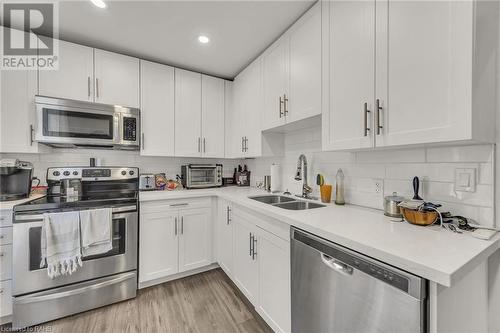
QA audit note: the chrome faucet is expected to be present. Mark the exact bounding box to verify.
[294,154,313,199]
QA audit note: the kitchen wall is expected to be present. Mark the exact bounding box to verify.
[0,149,242,184]
[247,125,495,227]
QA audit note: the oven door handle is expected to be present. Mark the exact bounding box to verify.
[15,205,137,221]
[14,272,136,304]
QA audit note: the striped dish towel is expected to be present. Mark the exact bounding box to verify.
[40,211,83,279]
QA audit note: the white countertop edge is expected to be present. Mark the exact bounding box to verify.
[140,188,500,287]
[0,194,45,210]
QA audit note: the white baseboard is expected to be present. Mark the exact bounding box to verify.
[138,263,219,289]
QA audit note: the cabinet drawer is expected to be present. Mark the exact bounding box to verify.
[0,245,12,281]
[0,228,12,245]
[0,210,13,227]
[0,280,12,318]
[141,197,212,213]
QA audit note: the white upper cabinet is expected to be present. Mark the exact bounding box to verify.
[288,2,322,124]
[38,40,94,101]
[174,69,202,157]
[94,49,140,108]
[261,2,322,131]
[322,0,375,151]
[0,53,39,153]
[201,75,225,158]
[322,0,497,151]
[375,0,495,147]
[140,60,175,156]
[241,60,263,158]
[262,38,288,130]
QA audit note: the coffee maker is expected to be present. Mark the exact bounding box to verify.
[0,160,33,201]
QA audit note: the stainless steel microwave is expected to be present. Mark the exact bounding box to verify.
[181,164,223,189]
[34,95,140,150]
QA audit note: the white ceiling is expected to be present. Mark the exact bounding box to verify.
[36,0,315,79]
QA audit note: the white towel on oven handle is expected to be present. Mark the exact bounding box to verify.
[41,211,83,279]
[79,208,113,257]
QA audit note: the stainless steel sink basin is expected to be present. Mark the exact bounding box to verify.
[249,195,296,204]
[249,195,326,210]
[273,201,326,210]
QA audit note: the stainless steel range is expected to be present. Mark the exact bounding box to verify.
[12,167,139,329]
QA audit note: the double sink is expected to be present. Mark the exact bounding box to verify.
[249,195,326,210]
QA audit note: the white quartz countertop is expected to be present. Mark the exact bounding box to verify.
[0,194,45,210]
[140,187,500,287]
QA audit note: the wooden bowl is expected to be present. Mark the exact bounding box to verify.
[400,207,438,226]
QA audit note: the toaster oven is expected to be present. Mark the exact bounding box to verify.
[181,164,222,189]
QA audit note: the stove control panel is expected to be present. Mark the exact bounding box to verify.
[47,167,139,181]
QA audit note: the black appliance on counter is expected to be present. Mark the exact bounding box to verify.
[12,166,139,329]
[0,160,33,201]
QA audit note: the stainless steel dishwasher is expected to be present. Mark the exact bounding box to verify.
[291,228,427,333]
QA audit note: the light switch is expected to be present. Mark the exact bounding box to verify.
[454,168,476,192]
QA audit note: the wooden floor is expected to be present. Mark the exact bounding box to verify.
[36,269,272,333]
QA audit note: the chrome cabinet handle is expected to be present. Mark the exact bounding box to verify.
[30,124,34,146]
[0,217,5,221]
[0,289,3,294]
[241,137,244,153]
[252,237,257,260]
[0,235,4,239]
[226,206,231,225]
[364,102,371,137]
[141,133,145,150]
[180,216,184,235]
[376,99,383,135]
[321,253,353,276]
[169,203,188,207]
[283,94,288,116]
[249,233,253,256]
[96,78,99,99]
[203,138,206,153]
[279,96,284,118]
[87,76,91,98]
[174,217,178,236]
[0,252,4,257]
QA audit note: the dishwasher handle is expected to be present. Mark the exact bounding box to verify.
[321,253,353,276]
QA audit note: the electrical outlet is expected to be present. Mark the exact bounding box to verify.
[373,179,383,193]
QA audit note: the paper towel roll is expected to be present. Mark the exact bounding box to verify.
[270,164,281,193]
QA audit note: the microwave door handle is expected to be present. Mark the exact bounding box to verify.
[115,114,121,144]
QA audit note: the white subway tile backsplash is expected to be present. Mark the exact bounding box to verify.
[246,126,495,226]
[426,145,494,163]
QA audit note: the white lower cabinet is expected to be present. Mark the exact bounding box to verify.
[139,210,179,282]
[216,199,233,276]
[232,212,260,304]
[0,209,13,324]
[139,199,212,287]
[178,208,212,272]
[230,205,291,333]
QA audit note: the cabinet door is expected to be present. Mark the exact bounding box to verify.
[242,60,263,158]
[201,75,225,158]
[140,60,175,156]
[139,211,179,283]
[257,229,291,333]
[288,2,321,124]
[216,200,233,276]
[178,208,212,273]
[94,49,140,107]
[375,0,473,147]
[232,213,259,304]
[0,68,38,153]
[0,280,12,319]
[224,80,242,158]
[38,40,94,101]
[0,245,12,281]
[174,69,202,157]
[262,39,288,130]
[322,0,375,151]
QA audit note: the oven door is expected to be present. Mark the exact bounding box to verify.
[35,99,119,147]
[13,205,137,296]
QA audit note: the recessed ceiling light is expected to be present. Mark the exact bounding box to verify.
[90,0,107,9]
[198,35,210,44]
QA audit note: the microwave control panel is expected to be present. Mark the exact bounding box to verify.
[123,117,137,141]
